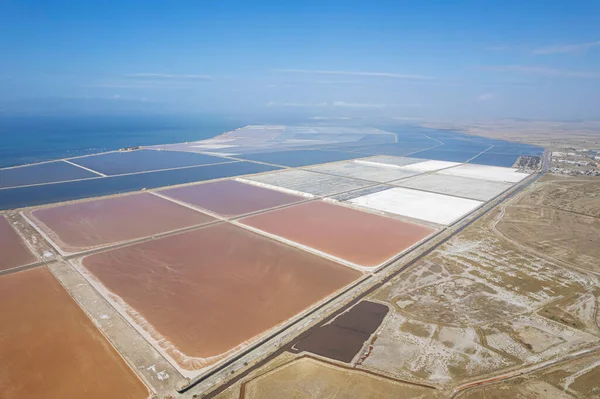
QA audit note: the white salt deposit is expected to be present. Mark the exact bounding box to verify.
[348,187,483,225]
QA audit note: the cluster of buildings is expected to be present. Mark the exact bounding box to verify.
[550,148,600,176]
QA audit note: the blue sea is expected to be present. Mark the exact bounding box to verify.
[0,115,242,168]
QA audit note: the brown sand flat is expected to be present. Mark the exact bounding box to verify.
[82,223,360,367]
[243,357,441,399]
[239,201,436,268]
[160,179,303,217]
[28,192,214,253]
[0,215,37,271]
[0,268,148,399]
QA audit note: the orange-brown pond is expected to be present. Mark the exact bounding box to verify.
[0,268,149,399]
[28,192,214,253]
[240,201,436,268]
[0,215,37,271]
[81,223,361,370]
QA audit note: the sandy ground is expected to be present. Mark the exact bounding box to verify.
[496,206,600,273]
[457,352,600,398]
[424,119,600,148]
[219,356,442,399]
[351,175,600,392]
[457,378,573,399]
[496,176,600,273]
[510,175,600,217]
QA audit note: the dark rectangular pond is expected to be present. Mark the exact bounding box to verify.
[0,161,97,189]
[291,301,389,363]
[70,149,230,175]
[0,161,280,210]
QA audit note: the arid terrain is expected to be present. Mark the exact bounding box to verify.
[425,119,600,149]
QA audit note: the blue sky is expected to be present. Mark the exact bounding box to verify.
[1,0,600,120]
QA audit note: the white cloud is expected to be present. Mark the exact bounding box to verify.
[285,102,329,107]
[273,69,433,80]
[476,65,599,78]
[533,41,600,55]
[86,83,157,89]
[477,93,494,101]
[267,101,414,108]
[266,101,328,107]
[389,116,422,121]
[127,73,213,79]
[331,101,387,108]
[309,116,354,120]
[312,80,363,85]
[86,78,212,89]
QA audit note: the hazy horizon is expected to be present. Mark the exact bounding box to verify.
[2,1,600,121]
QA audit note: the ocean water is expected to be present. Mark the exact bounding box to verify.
[0,115,241,168]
